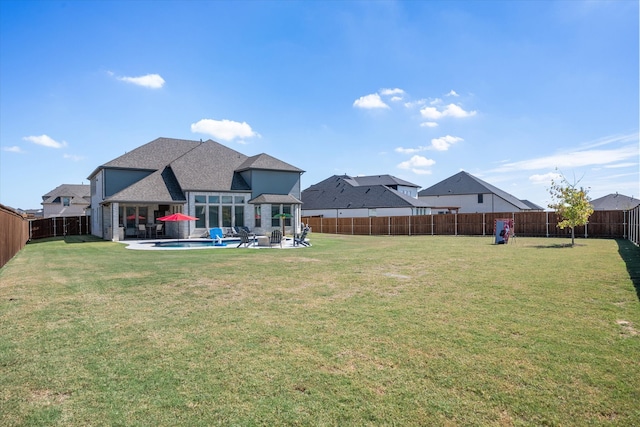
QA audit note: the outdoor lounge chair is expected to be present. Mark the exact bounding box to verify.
[236,229,254,248]
[154,223,164,238]
[270,229,282,247]
[209,227,224,240]
[137,224,147,238]
[294,227,310,247]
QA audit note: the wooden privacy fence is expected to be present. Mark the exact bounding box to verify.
[0,204,29,268]
[629,205,640,246]
[303,210,630,239]
[29,216,92,240]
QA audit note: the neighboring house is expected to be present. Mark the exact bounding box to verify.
[301,174,433,218]
[418,171,543,214]
[590,193,640,211]
[41,184,90,218]
[87,137,304,240]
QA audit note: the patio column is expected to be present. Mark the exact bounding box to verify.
[111,202,120,241]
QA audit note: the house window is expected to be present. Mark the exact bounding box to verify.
[222,206,232,227]
[195,206,206,228]
[62,197,71,206]
[234,206,244,227]
[271,204,292,227]
[369,208,377,217]
[195,193,247,229]
[208,205,219,228]
[271,205,280,227]
[255,206,261,228]
[478,194,484,204]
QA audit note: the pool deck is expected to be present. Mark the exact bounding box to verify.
[122,237,309,250]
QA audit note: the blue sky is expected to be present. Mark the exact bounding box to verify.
[1,0,638,210]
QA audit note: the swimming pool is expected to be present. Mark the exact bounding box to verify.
[153,239,238,248]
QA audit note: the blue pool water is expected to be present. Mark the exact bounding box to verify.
[153,240,239,248]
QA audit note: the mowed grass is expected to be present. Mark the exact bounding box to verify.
[1,234,639,426]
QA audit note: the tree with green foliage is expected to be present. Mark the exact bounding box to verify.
[548,174,594,246]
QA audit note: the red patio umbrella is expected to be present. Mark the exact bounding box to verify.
[157,213,199,221]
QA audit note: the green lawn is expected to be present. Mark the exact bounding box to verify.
[1,234,639,426]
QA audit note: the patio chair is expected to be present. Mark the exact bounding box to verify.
[236,229,254,248]
[137,224,147,238]
[294,227,311,247]
[154,223,164,238]
[270,229,282,247]
[209,227,224,240]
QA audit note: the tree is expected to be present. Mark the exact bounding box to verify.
[548,174,594,246]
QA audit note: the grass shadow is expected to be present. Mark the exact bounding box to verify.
[63,235,104,244]
[616,239,640,301]
[533,243,581,249]
[27,236,105,245]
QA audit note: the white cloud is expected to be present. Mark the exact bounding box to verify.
[117,73,165,89]
[390,96,403,102]
[529,172,563,185]
[380,88,405,96]
[2,146,25,153]
[395,146,428,154]
[604,162,638,169]
[420,122,439,128]
[191,119,260,142]
[23,135,67,148]
[397,155,436,174]
[446,90,459,97]
[492,145,639,172]
[404,99,427,109]
[420,103,476,121]
[353,93,389,109]
[430,135,463,151]
[443,103,476,118]
[420,107,443,120]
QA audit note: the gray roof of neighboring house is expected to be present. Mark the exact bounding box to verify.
[301,175,432,210]
[520,199,545,210]
[42,184,90,205]
[418,171,533,210]
[249,194,302,204]
[350,174,420,188]
[590,193,640,210]
[92,137,302,203]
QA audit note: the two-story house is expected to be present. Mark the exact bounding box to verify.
[87,137,304,240]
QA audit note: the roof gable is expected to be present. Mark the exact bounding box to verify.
[302,175,431,210]
[352,174,420,188]
[236,153,304,173]
[100,137,200,171]
[590,193,640,210]
[42,184,90,204]
[419,171,531,210]
[169,140,250,191]
[106,167,186,203]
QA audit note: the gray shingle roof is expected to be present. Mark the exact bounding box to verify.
[94,137,301,204]
[418,171,532,210]
[169,140,250,191]
[107,167,186,203]
[42,184,90,205]
[590,193,640,210]
[100,137,200,171]
[236,153,304,173]
[351,174,420,188]
[301,175,432,210]
[249,194,302,204]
